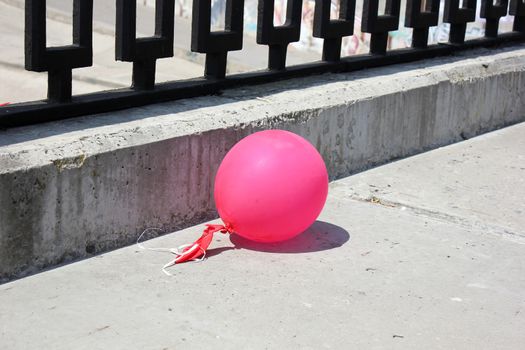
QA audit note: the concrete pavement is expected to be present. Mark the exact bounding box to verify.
[1,122,524,349]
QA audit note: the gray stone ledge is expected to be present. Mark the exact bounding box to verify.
[1,45,525,280]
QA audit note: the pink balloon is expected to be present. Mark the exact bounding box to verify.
[214,130,329,243]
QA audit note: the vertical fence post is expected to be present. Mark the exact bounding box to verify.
[313,0,356,61]
[405,0,439,48]
[115,0,175,90]
[25,0,93,103]
[257,0,302,70]
[361,0,401,54]
[191,0,244,79]
[510,0,525,32]
[444,0,477,44]
[480,0,509,38]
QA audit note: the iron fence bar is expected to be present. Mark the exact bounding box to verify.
[405,0,440,48]
[2,32,524,129]
[313,0,356,62]
[481,0,510,38]
[115,0,175,90]
[191,0,244,78]
[25,0,93,102]
[444,0,477,44]
[257,0,302,70]
[510,0,525,32]
[362,0,401,54]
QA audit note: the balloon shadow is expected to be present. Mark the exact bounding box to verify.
[205,246,236,258]
[229,220,350,253]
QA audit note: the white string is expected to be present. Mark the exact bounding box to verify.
[136,228,175,253]
[137,227,207,276]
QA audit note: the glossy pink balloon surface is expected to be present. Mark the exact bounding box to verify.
[214,130,329,242]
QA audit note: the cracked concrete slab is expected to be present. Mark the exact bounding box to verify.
[342,122,525,243]
[1,123,524,349]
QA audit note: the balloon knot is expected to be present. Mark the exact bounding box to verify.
[224,223,234,233]
[205,223,233,234]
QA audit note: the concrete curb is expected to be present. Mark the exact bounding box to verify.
[1,45,525,281]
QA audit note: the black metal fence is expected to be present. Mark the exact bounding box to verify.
[1,0,524,128]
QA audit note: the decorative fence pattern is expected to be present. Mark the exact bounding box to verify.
[0,0,524,128]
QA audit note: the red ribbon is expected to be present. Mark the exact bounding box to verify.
[168,224,231,266]
[0,103,10,107]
